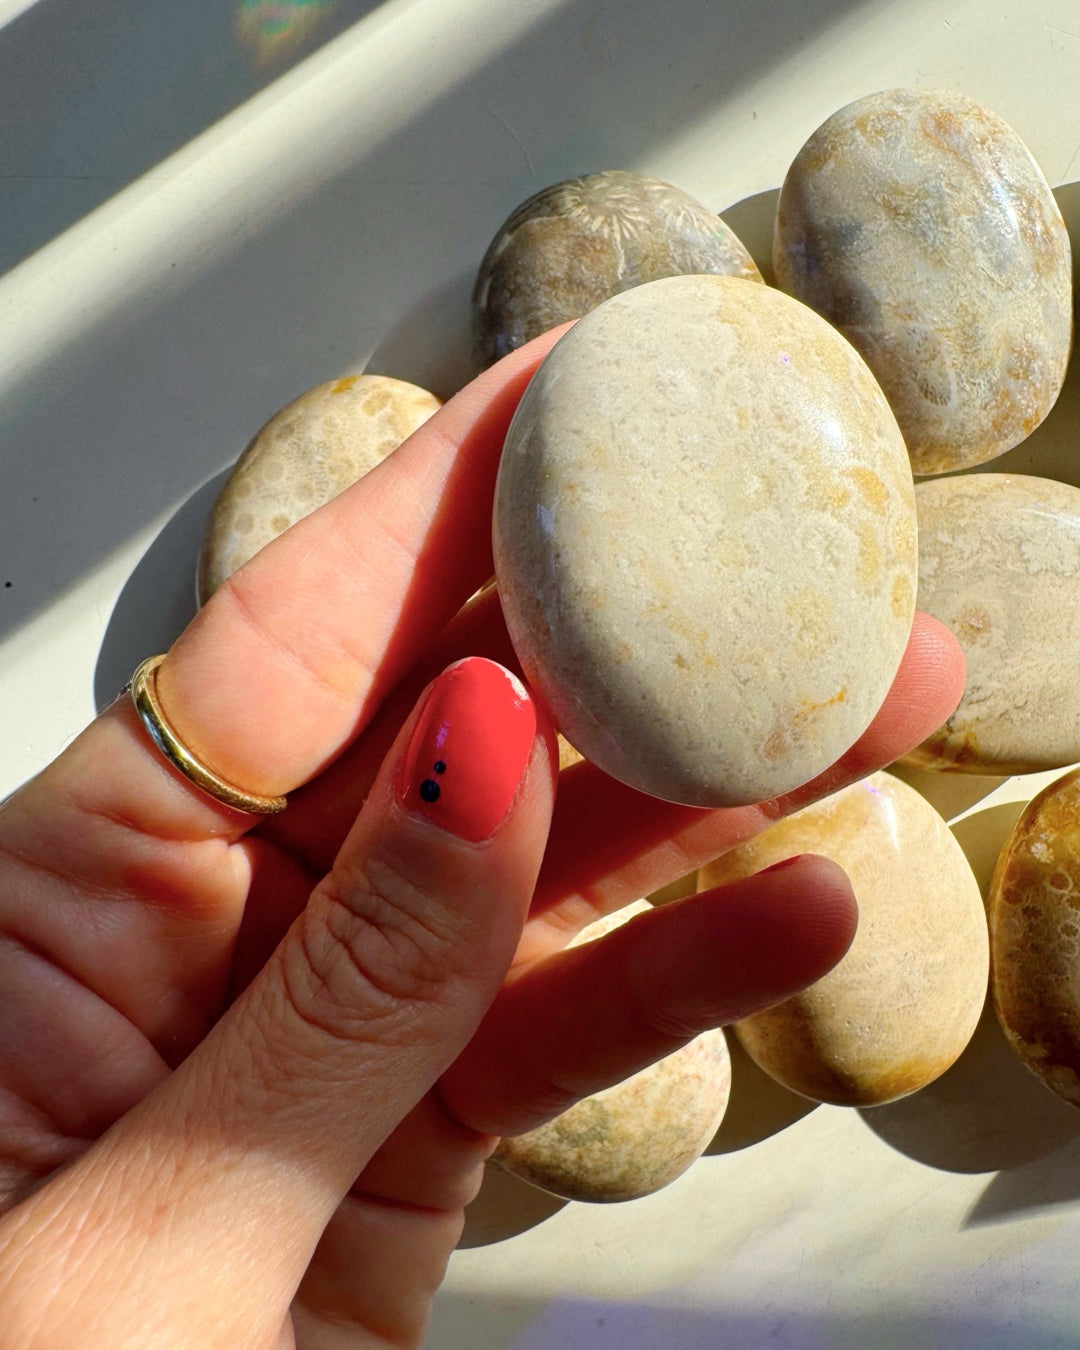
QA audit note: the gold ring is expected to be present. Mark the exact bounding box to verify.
[128,655,287,815]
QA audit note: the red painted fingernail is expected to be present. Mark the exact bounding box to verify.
[397,657,537,842]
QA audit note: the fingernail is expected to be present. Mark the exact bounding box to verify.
[397,658,537,842]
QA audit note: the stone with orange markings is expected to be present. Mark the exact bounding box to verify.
[903,474,1080,775]
[197,374,441,603]
[773,88,1072,476]
[494,274,917,807]
[990,768,1080,1110]
[493,902,731,1203]
[699,771,988,1107]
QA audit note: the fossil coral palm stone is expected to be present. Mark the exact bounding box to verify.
[701,771,988,1106]
[493,902,732,1203]
[774,88,1072,475]
[197,374,440,603]
[903,474,1080,774]
[472,169,762,368]
[991,768,1080,1110]
[494,274,917,807]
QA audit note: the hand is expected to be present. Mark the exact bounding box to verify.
[0,330,964,1349]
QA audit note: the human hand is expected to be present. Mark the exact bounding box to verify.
[0,329,964,1348]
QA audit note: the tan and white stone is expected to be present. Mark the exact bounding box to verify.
[472,169,762,369]
[773,88,1072,476]
[990,767,1080,1110]
[903,473,1080,774]
[197,374,441,602]
[493,902,731,1203]
[494,274,917,807]
[700,771,988,1106]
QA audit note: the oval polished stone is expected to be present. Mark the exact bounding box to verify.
[494,274,917,807]
[700,771,988,1106]
[990,767,1080,1110]
[493,902,732,1203]
[197,374,440,602]
[902,474,1080,774]
[774,88,1072,476]
[472,169,761,369]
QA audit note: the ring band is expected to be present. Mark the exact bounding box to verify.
[128,655,287,815]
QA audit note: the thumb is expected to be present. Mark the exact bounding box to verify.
[0,658,555,1349]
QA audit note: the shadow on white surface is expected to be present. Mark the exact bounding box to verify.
[719,187,780,284]
[364,267,477,400]
[1,0,868,648]
[707,1032,817,1156]
[460,1161,567,1249]
[81,184,764,696]
[949,799,1027,897]
[967,1131,1080,1228]
[886,763,1009,825]
[860,1001,1080,1177]
[92,473,222,709]
[0,0,384,276]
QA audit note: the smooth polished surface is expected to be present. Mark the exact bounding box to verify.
[495,273,917,806]
[990,767,1080,1111]
[471,169,761,369]
[904,474,1080,775]
[197,374,440,602]
[493,902,732,1204]
[774,88,1072,476]
[700,771,988,1106]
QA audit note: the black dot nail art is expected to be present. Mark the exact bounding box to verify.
[419,760,448,803]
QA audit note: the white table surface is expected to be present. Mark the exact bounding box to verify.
[4,1,1080,1345]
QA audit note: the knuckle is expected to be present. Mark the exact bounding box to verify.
[642,1008,706,1050]
[623,964,706,1053]
[278,854,471,1045]
[630,987,706,1048]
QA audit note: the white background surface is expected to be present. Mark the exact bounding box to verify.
[4,1,1080,1345]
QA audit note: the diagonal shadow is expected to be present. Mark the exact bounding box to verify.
[1,0,869,654]
[0,0,387,277]
[967,1130,1080,1228]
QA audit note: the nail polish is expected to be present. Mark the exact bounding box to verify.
[397,657,537,842]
